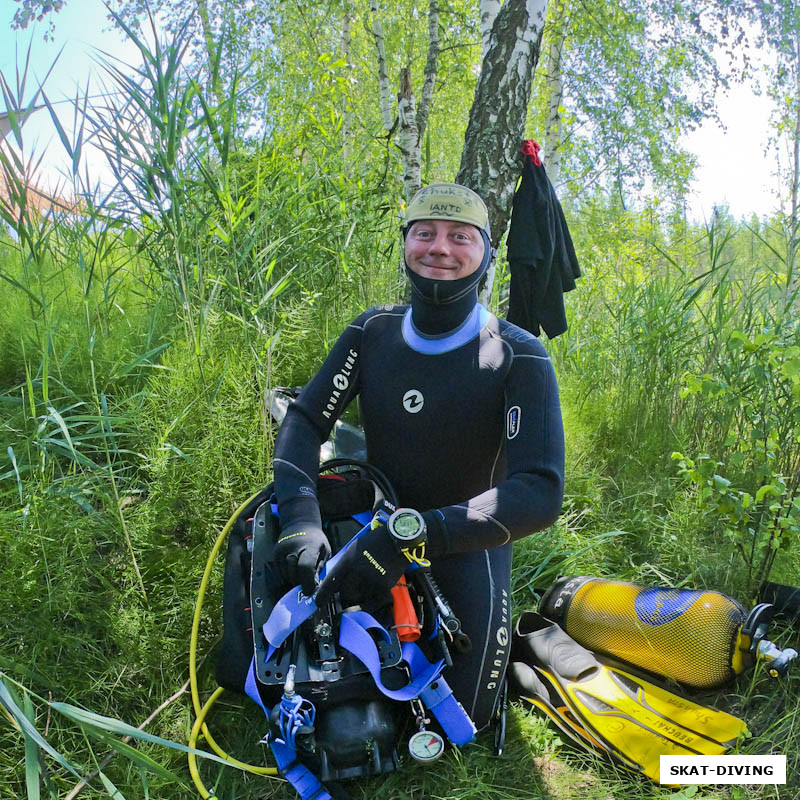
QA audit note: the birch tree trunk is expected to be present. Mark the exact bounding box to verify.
[543,32,565,187]
[480,0,502,60]
[370,0,394,133]
[416,0,440,147]
[542,0,569,188]
[397,68,422,201]
[458,0,549,301]
[370,0,439,201]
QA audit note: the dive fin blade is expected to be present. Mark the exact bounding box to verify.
[512,612,749,784]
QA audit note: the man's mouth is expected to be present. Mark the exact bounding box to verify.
[421,262,456,270]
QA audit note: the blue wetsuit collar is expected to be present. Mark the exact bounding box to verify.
[402,303,490,354]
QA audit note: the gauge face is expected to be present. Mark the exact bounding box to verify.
[389,508,426,543]
[408,730,445,763]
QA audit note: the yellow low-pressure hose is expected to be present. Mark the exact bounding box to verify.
[188,491,279,798]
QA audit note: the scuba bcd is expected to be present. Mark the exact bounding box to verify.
[189,453,495,800]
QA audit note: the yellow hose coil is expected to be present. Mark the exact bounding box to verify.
[188,491,279,798]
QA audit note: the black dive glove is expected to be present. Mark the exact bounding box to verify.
[273,525,331,596]
[315,522,407,610]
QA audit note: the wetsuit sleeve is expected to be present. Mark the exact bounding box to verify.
[424,343,564,555]
[272,315,364,532]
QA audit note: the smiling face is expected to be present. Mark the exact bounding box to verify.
[404,219,485,281]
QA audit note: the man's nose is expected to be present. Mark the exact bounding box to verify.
[428,231,451,253]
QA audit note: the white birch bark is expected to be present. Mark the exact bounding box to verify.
[480,0,502,60]
[416,0,439,142]
[369,0,394,133]
[458,0,549,302]
[397,68,422,201]
[543,33,565,188]
[394,0,440,202]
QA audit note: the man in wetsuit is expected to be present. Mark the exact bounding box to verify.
[272,182,565,731]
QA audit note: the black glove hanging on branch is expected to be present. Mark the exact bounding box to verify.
[273,525,332,596]
[315,521,407,611]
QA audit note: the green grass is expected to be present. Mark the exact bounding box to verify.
[1,21,799,800]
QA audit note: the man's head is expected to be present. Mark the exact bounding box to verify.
[403,183,491,282]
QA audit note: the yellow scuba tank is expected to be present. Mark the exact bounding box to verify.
[539,576,797,689]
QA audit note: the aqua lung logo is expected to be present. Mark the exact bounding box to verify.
[403,389,424,413]
[322,349,358,419]
[487,589,510,691]
[506,406,521,439]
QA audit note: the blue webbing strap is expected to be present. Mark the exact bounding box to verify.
[247,511,476,800]
[338,611,442,700]
[338,610,476,746]
[244,659,332,800]
[262,517,375,659]
[419,679,477,746]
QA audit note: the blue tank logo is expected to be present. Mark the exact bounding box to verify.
[634,588,701,625]
[507,406,521,439]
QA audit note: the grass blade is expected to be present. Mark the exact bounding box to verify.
[23,692,41,800]
[88,730,185,783]
[6,446,24,503]
[0,678,82,780]
[97,770,127,800]
[109,343,171,380]
[50,702,240,768]
[0,271,44,308]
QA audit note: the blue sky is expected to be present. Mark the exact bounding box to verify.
[0,1,783,221]
[0,0,142,195]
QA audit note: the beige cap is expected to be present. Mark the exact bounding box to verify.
[405,183,489,232]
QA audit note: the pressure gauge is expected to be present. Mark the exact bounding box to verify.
[387,508,427,549]
[408,729,445,763]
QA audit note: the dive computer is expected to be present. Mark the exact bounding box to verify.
[387,508,427,550]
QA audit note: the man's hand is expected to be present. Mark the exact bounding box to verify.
[315,521,407,610]
[273,525,331,596]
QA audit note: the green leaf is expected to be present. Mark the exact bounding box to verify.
[0,271,43,308]
[0,678,82,779]
[98,770,127,799]
[712,474,731,492]
[755,484,782,503]
[6,446,24,504]
[728,330,749,350]
[23,692,41,800]
[88,730,184,783]
[50,702,235,768]
[109,343,172,380]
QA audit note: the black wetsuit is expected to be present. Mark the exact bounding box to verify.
[273,294,564,731]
